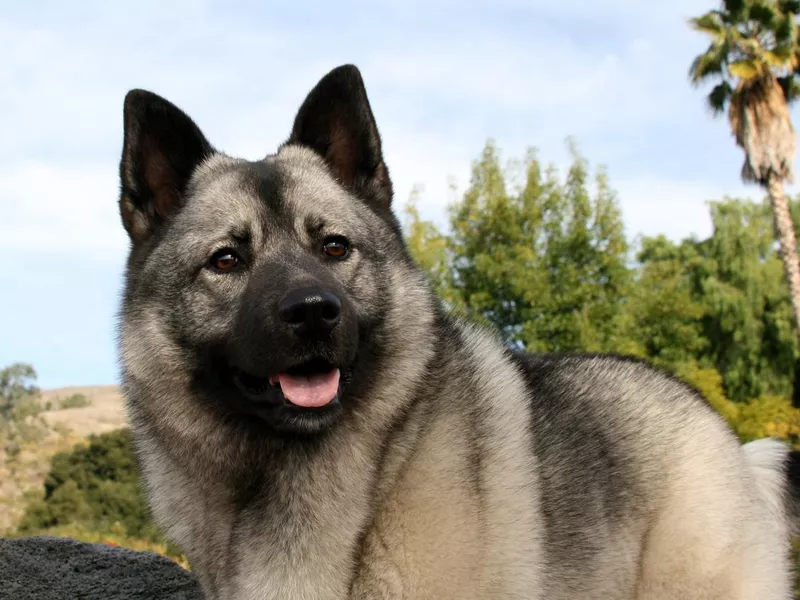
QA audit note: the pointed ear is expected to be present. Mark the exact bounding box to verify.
[286,65,393,208]
[119,90,214,244]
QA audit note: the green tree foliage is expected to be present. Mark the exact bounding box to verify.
[19,428,165,544]
[405,140,800,408]
[0,362,39,422]
[631,199,799,400]
[697,199,798,399]
[1,362,46,462]
[417,139,631,353]
[618,235,709,371]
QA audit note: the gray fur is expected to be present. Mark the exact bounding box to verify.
[117,65,793,599]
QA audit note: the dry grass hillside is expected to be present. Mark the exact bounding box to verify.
[39,385,126,437]
[0,385,127,533]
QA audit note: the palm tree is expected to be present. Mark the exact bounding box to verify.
[690,0,800,403]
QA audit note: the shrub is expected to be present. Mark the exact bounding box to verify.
[58,393,91,410]
[18,428,175,552]
[735,395,800,446]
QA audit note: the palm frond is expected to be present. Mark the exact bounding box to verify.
[722,0,747,21]
[762,44,797,71]
[779,0,800,15]
[774,12,796,42]
[689,12,725,37]
[690,41,729,84]
[729,59,764,80]
[749,2,779,30]
[725,25,744,45]
[708,81,734,113]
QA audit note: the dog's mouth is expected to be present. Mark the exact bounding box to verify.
[233,358,343,409]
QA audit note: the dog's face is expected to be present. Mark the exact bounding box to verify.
[118,66,415,435]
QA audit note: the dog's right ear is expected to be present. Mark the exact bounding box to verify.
[119,90,214,244]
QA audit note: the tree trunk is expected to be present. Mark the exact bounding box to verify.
[766,174,800,407]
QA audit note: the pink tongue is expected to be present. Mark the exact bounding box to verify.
[277,369,340,408]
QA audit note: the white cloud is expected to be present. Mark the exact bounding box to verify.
[614,176,760,242]
[0,162,127,255]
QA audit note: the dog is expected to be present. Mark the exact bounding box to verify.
[117,64,792,599]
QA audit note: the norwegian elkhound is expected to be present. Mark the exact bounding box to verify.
[117,65,792,599]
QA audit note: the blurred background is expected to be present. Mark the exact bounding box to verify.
[2,0,800,593]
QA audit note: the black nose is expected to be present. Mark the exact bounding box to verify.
[278,287,342,335]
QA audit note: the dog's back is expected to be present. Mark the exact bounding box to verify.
[513,353,792,599]
[354,327,792,599]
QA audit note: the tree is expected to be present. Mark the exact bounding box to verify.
[0,362,44,472]
[0,362,39,421]
[701,198,799,398]
[689,0,800,402]
[621,235,710,373]
[633,198,799,400]
[424,139,631,353]
[405,139,800,405]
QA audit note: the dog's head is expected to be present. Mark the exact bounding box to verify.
[118,65,433,436]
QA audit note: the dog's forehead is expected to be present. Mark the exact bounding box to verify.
[182,155,256,225]
[190,148,361,222]
[268,145,357,215]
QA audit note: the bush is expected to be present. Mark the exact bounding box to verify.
[18,428,175,552]
[58,393,91,410]
[20,480,92,529]
[734,395,800,446]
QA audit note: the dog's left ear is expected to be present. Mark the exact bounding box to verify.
[287,64,393,209]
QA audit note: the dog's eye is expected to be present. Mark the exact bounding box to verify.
[323,237,349,259]
[210,249,240,272]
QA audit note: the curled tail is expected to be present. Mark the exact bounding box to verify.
[742,438,792,531]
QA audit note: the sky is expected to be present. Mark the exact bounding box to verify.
[2,0,799,389]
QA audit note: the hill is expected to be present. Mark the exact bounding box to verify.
[39,386,126,437]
